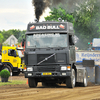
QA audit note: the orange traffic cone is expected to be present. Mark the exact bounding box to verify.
[26,79,28,84]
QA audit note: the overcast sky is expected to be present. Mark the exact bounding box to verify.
[0,0,50,31]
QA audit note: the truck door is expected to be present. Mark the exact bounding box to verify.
[8,49,20,67]
[69,35,75,62]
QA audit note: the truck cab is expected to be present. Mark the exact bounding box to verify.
[0,46,25,75]
[24,21,87,88]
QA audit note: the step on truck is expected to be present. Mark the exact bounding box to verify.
[0,45,25,75]
[23,19,87,88]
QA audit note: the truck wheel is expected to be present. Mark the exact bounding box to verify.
[13,71,20,76]
[66,69,75,88]
[82,70,87,87]
[42,82,48,87]
[2,65,12,73]
[28,78,37,88]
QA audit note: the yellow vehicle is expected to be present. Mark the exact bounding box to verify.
[0,46,25,75]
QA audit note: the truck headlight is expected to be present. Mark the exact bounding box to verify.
[27,67,33,71]
[67,66,71,70]
[61,66,67,70]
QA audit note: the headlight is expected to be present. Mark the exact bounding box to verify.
[28,73,32,76]
[61,66,67,70]
[67,66,71,70]
[27,67,33,71]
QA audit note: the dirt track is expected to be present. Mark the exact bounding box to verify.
[0,74,100,100]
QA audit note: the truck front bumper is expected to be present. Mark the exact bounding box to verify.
[24,65,72,78]
[25,71,71,78]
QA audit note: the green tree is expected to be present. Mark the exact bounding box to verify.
[1,30,12,42]
[7,29,21,39]
[74,0,100,49]
[18,30,26,43]
[45,7,74,23]
[0,29,26,44]
[0,33,4,43]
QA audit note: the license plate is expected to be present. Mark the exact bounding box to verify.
[42,73,52,75]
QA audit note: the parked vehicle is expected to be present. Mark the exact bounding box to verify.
[92,38,100,50]
[0,46,25,75]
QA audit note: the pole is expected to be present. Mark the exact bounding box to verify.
[10,72,12,82]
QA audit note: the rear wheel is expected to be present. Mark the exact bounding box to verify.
[66,69,75,88]
[2,65,12,73]
[28,78,37,88]
[42,82,48,87]
[82,70,87,87]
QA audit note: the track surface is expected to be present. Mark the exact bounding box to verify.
[0,74,100,100]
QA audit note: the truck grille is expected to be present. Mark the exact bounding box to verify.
[37,66,60,72]
[25,52,66,65]
[37,54,56,64]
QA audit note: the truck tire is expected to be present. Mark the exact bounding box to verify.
[82,70,87,87]
[28,78,37,88]
[42,82,48,87]
[13,71,20,76]
[66,69,75,88]
[2,65,12,73]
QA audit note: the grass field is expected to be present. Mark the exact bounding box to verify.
[0,80,27,86]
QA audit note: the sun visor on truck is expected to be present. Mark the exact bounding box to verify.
[26,22,74,34]
[82,60,95,67]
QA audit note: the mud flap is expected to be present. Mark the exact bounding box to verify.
[76,67,86,83]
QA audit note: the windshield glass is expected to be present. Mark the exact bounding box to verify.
[26,33,68,48]
[17,50,24,57]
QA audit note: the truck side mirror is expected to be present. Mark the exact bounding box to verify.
[71,37,75,45]
[22,39,25,47]
[69,35,75,45]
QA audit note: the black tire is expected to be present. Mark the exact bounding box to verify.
[28,78,37,88]
[42,82,48,87]
[66,69,76,88]
[82,70,87,87]
[2,65,12,73]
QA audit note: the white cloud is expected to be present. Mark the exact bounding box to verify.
[0,0,51,31]
[0,8,35,30]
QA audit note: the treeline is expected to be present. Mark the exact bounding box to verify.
[0,29,26,44]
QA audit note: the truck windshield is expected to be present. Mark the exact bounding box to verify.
[17,50,24,57]
[26,33,68,48]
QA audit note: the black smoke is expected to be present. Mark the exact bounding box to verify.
[32,0,50,21]
[32,0,85,21]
